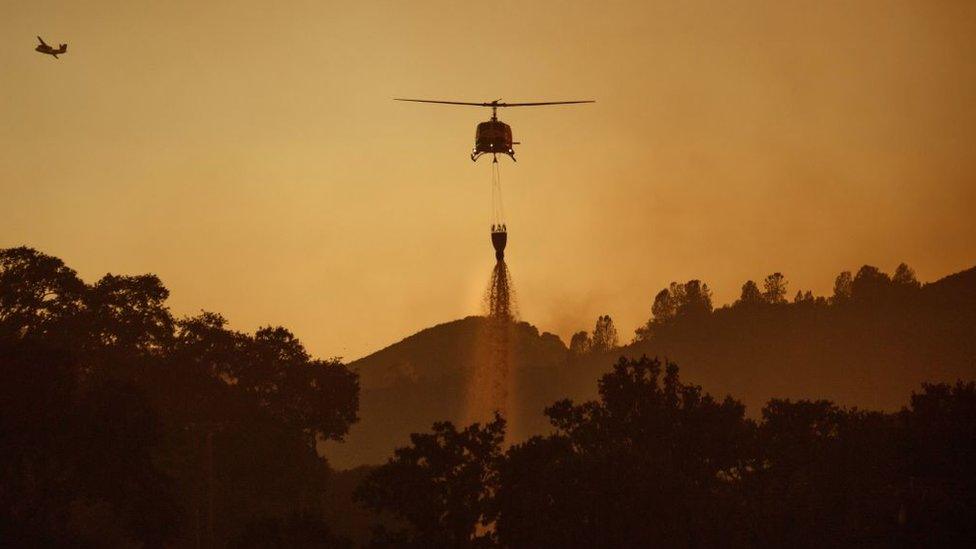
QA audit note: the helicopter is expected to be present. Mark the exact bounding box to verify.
[35,36,67,59]
[394,98,594,161]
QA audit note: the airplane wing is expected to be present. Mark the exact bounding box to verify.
[37,36,48,46]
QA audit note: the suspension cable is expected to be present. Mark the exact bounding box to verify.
[490,157,505,229]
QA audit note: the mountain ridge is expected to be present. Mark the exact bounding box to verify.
[326,265,976,468]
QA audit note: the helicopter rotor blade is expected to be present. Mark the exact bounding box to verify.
[496,100,595,107]
[394,99,595,108]
[394,98,493,106]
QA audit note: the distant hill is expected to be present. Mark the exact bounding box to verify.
[326,266,976,469]
[325,317,568,468]
[608,265,976,413]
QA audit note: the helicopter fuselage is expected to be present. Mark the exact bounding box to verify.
[472,119,516,161]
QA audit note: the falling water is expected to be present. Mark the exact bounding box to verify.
[486,260,516,322]
[466,258,519,433]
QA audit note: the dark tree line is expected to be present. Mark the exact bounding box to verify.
[359,356,976,547]
[4,247,973,547]
[0,247,359,546]
[634,263,922,342]
[616,261,976,416]
[569,314,619,356]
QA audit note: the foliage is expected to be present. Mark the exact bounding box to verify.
[568,330,592,355]
[0,247,359,545]
[832,270,854,304]
[228,512,352,548]
[0,338,179,546]
[590,314,619,352]
[762,272,789,304]
[852,265,893,304]
[635,279,713,339]
[0,247,85,337]
[355,415,505,546]
[900,381,976,545]
[893,262,920,289]
[497,356,752,546]
[5,246,975,546]
[360,357,976,547]
[738,279,763,306]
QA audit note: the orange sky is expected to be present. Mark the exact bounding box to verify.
[3,1,974,360]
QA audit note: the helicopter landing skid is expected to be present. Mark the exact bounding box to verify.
[471,151,516,162]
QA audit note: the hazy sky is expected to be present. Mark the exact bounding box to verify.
[3,1,974,360]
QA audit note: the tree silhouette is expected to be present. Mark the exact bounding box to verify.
[737,280,763,306]
[762,272,788,304]
[87,273,174,354]
[852,265,892,303]
[355,414,505,546]
[591,315,618,352]
[635,288,676,340]
[0,247,84,338]
[747,398,902,546]
[636,282,713,340]
[901,381,976,545]
[229,512,352,548]
[496,356,752,547]
[0,338,179,545]
[832,270,853,304]
[677,279,713,317]
[0,247,360,545]
[793,289,814,303]
[893,262,921,289]
[652,287,677,322]
[568,330,592,355]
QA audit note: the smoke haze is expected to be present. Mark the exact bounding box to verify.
[2,1,974,357]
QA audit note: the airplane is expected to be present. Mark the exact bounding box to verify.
[36,36,67,59]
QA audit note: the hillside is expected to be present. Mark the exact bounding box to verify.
[606,265,976,412]
[326,266,976,468]
[325,317,569,468]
